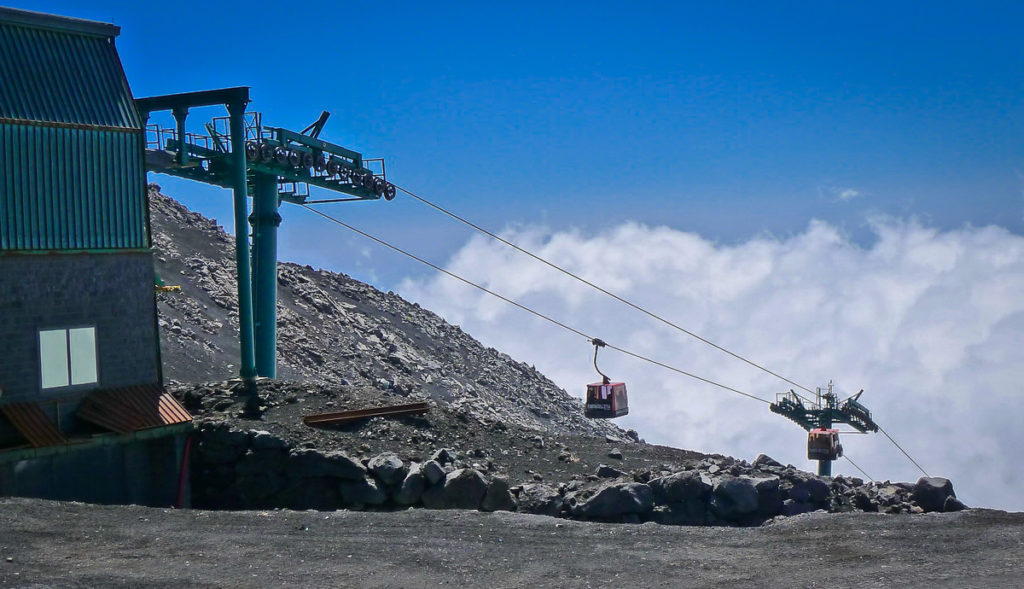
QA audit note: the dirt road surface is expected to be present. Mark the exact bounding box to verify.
[2,498,1021,588]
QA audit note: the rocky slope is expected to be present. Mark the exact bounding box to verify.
[150,185,621,439]
[150,186,967,525]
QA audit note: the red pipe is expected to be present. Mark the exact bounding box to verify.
[175,435,193,508]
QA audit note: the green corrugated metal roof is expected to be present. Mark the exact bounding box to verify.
[0,8,140,129]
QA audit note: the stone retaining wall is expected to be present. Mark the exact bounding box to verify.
[191,422,965,524]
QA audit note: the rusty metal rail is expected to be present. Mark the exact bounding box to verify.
[303,401,429,427]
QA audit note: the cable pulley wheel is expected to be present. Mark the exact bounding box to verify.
[287,150,302,168]
[259,143,275,163]
[274,147,288,165]
[244,142,259,162]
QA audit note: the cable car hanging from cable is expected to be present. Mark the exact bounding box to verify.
[584,338,629,419]
[807,427,843,461]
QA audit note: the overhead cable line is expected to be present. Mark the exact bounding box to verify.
[843,455,873,482]
[300,204,770,406]
[878,425,930,478]
[302,202,929,480]
[394,184,817,397]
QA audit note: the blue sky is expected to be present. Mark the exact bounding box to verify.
[11,0,1024,286]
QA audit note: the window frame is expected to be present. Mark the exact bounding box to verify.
[38,326,99,391]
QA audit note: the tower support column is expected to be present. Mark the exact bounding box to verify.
[251,172,281,378]
[227,100,256,384]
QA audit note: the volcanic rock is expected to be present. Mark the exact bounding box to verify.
[710,477,760,521]
[368,452,406,487]
[287,449,366,480]
[912,477,958,512]
[481,477,516,512]
[516,484,564,517]
[567,482,654,519]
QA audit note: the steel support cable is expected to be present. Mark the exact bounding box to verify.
[603,343,770,405]
[878,425,930,478]
[394,184,818,397]
[842,455,874,482]
[300,204,771,406]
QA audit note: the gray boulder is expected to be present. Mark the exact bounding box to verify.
[368,452,407,486]
[340,477,387,506]
[422,468,489,510]
[912,477,957,512]
[649,471,712,505]
[567,482,654,519]
[875,484,905,506]
[805,477,831,503]
[482,477,516,512]
[751,454,784,469]
[751,476,783,516]
[422,460,446,486]
[395,462,426,505]
[710,476,759,521]
[430,448,457,465]
[596,464,628,479]
[785,481,810,503]
[852,490,878,512]
[943,495,968,512]
[287,449,366,480]
[517,484,564,517]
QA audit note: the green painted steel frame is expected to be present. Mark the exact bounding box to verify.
[139,89,393,380]
[137,87,257,384]
[157,138,382,202]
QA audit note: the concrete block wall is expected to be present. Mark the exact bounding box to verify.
[0,251,161,403]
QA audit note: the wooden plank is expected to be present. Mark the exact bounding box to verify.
[303,401,430,426]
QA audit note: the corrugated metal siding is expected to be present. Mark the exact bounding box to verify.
[0,123,147,249]
[0,21,140,128]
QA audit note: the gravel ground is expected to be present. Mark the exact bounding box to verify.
[1,498,1020,588]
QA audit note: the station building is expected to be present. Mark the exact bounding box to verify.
[0,7,192,505]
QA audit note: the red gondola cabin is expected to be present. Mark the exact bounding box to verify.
[585,381,628,418]
[807,428,843,461]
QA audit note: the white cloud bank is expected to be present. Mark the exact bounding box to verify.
[399,219,1024,512]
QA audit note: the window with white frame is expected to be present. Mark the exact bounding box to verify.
[39,327,98,389]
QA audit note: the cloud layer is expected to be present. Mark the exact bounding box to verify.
[399,219,1024,511]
